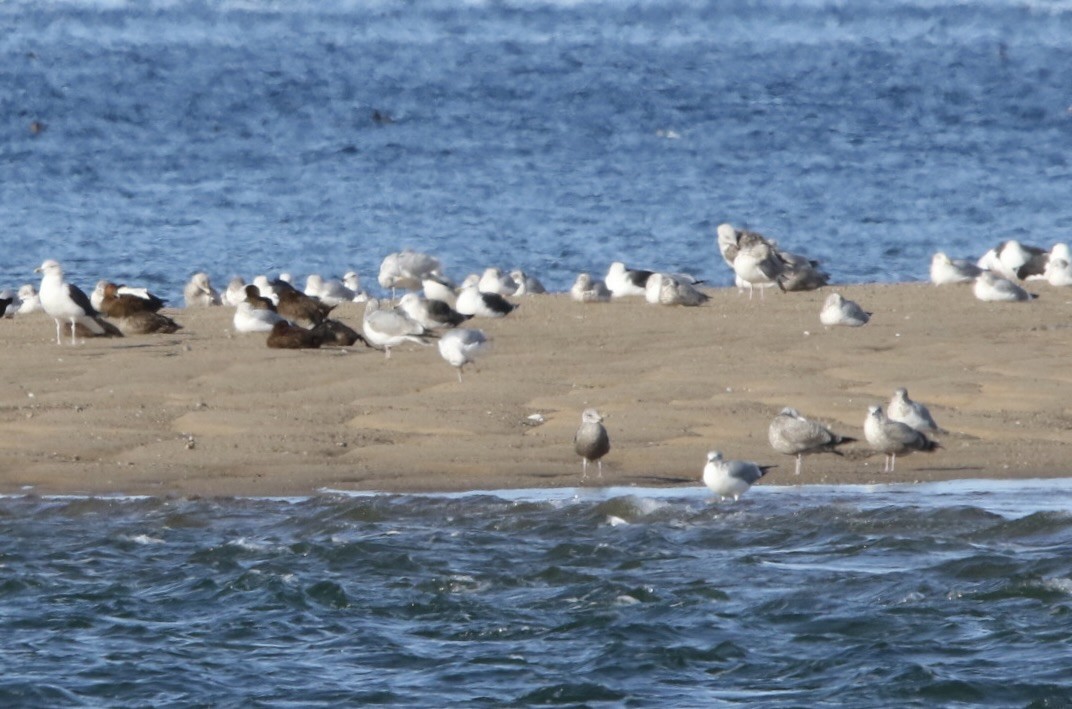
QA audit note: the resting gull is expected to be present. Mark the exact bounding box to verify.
[768,407,856,476]
[1045,258,1072,287]
[233,286,285,333]
[99,283,182,334]
[864,404,940,472]
[35,260,123,344]
[510,269,547,295]
[977,239,1046,281]
[455,284,517,318]
[398,292,470,329]
[702,451,774,501]
[718,223,827,293]
[16,284,42,315]
[422,272,458,307]
[437,327,490,382]
[605,261,654,298]
[930,252,983,285]
[362,297,436,359]
[973,271,1036,302]
[183,272,221,307]
[342,272,370,302]
[820,293,871,327]
[887,387,944,435]
[304,274,356,307]
[478,267,519,296]
[570,273,611,303]
[222,277,247,307]
[574,408,610,479]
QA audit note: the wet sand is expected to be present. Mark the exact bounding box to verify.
[1,281,1070,497]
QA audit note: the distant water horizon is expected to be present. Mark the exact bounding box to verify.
[3,0,1070,304]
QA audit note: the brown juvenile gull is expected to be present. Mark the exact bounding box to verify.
[437,327,490,382]
[574,408,610,480]
[768,407,856,476]
[864,404,940,472]
[887,387,944,435]
[702,451,775,502]
[35,260,123,345]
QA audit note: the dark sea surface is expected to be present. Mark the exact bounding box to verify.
[1,480,1071,706]
[2,0,1070,300]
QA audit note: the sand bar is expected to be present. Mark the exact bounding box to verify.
[1,282,1070,497]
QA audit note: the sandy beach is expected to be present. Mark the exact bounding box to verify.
[1,281,1070,497]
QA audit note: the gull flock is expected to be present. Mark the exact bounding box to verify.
[7,225,1068,497]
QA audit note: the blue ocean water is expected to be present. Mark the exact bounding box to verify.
[2,479,1072,706]
[2,0,1070,301]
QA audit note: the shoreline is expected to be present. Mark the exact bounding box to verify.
[1,281,1070,498]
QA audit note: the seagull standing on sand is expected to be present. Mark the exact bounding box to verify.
[36,260,122,345]
[864,404,940,472]
[820,293,871,327]
[702,451,774,501]
[362,298,436,359]
[930,252,983,285]
[574,408,610,479]
[887,388,944,435]
[183,272,221,307]
[732,240,782,300]
[570,273,611,303]
[768,407,856,476]
[973,271,1036,302]
[378,250,441,297]
[438,328,489,382]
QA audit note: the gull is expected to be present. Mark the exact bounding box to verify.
[820,293,871,327]
[422,272,458,307]
[362,298,436,359]
[310,319,365,347]
[973,271,1037,302]
[574,408,610,479]
[398,292,470,329]
[605,261,654,298]
[252,275,281,306]
[930,252,983,285]
[437,328,489,382]
[887,387,944,435]
[718,223,827,292]
[16,284,41,315]
[570,273,611,303]
[702,451,775,501]
[91,279,165,313]
[183,272,221,307]
[342,272,369,302]
[35,260,123,345]
[510,269,547,295]
[0,290,15,318]
[732,240,782,300]
[378,250,441,297]
[222,277,247,307]
[478,267,519,296]
[647,272,707,304]
[864,404,940,472]
[977,239,1046,281]
[304,274,356,307]
[275,286,335,325]
[233,286,285,333]
[455,285,517,318]
[1045,258,1072,287]
[768,407,856,476]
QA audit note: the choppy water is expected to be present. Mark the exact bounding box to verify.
[2,479,1072,706]
[3,0,1071,300]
